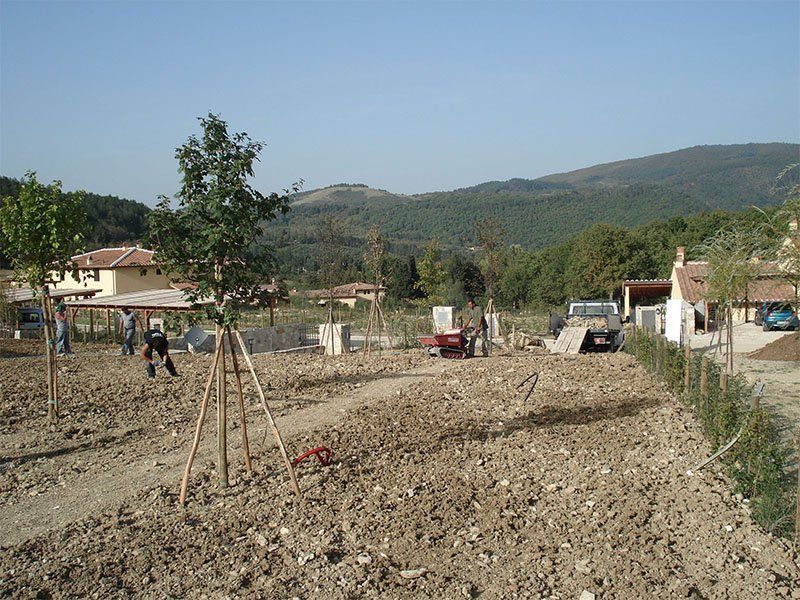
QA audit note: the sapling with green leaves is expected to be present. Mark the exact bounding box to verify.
[146,113,302,503]
[696,225,766,375]
[0,172,86,423]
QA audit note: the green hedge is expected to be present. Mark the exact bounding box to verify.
[625,326,795,537]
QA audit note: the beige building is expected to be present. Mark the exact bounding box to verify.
[304,282,387,308]
[52,247,171,297]
[670,246,796,327]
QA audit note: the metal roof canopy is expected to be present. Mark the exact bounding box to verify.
[3,287,101,304]
[68,288,211,311]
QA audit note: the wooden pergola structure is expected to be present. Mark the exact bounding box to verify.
[67,288,212,340]
[2,287,101,330]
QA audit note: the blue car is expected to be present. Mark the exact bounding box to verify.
[755,302,799,331]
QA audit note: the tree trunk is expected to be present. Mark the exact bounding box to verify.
[226,327,251,473]
[41,292,57,423]
[217,325,229,487]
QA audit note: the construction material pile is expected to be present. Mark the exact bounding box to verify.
[1,350,798,598]
[563,316,608,329]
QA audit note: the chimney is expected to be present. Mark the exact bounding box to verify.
[86,254,93,266]
[674,246,686,267]
[136,240,142,249]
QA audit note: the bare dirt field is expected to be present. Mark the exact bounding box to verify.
[1,340,799,598]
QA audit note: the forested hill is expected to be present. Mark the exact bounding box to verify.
[534,143,799,207]
[0,176,151,248]
[269,143,798,273]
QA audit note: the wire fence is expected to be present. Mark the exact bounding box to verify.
[625,326,797,540]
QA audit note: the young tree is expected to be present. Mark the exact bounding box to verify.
[696,226,765,375]
[416,238,447,304]
[147,113,302,502]
[363,225,391,355]
[0,172,86,423]
[762,165,800,314]
[475,217,506,301]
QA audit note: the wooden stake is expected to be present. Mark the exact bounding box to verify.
[234,330,301,497]
[217,325,229,488]
[376,301,393,352]
[720,372,729,394]
[795,431,800,545]
[684,341,691,394]
[41,293,56,423]
[700,355,708,398]
[226,327,252,473]
[105,309,111,343]
[179,334,224,505]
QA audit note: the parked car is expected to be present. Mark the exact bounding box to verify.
[754,302,799,331]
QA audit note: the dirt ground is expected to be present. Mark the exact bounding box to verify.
[1,340,799,598]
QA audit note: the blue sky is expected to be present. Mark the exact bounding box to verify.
[1,1,798,205]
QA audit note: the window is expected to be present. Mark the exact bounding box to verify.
[93,269,100,281]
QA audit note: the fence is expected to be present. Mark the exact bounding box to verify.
[625,326,797,539]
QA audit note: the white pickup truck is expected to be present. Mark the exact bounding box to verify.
[549,300,625,352]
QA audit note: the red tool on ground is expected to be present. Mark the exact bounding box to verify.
[291,446,332,468]
[417,327,470,359]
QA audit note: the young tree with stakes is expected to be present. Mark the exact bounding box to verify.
[146,113,302,504]
[362,225,392,355]
[475,218,506,355]
[317,215,347,354]
[696,225,765,377]
[0,172,86,423]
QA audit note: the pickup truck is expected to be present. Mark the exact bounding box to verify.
[549,300,625,352]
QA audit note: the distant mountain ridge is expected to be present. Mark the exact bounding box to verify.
[270,143,798,273]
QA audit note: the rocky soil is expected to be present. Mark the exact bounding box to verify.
[1,343,798,598]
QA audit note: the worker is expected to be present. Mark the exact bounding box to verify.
[119,307,143,356]
[54,301,72,356]
[464,297,488,357]
[141,328,178,380]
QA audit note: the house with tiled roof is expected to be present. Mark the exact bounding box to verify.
[303,282,386,307]
[51,246,171,297]
[670,245,797,329]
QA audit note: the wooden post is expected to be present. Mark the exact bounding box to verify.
[226,327,251,473]
[720,372,729,394]
[89,309,95,341]
[217,324,229,488]
[684,341,691,394]
[511,323,516,355]
[269,298,275,327]
[234,330,301,497]
[179,334,224,505]
[105,309,111,343]
[795,431,800,545]
[700,355,708,398]
[41,292,56,423]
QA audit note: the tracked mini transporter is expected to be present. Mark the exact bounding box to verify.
[418,328,469,359]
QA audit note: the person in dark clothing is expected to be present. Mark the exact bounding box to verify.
[140,329,178,379]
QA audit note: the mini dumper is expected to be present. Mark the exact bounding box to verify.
[417,327,472,359]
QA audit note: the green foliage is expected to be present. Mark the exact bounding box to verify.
[0,176,150,251]
[626,328,795,538]
[475,217,506,299]
[0,172,87,288]
[416,239,447,304]
[146,113,300,326]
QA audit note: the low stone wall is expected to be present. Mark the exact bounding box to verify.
[169,324,317,355]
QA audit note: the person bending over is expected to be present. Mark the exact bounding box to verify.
[141,328,178,380]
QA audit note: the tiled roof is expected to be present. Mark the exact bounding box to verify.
[674,260,795,303]
[71,247,156,269]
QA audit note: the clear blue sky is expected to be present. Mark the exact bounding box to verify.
[1,1,798,205]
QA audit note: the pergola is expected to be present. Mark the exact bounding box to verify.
[622,279,673,317]
[3,287,100,305]
[68,288,213,336]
